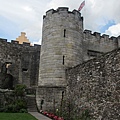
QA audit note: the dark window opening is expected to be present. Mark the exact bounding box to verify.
[62,91,64,101]
[87,50,103,57]
[22,68,28,72]
[89,72,92,76]
[63,55,65,65]
[64,29,66,37]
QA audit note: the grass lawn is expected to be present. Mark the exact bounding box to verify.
[0,113,38,120]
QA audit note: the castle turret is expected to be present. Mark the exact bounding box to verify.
[36,7,84,111]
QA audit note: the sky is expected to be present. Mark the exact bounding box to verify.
[0,0,120,45]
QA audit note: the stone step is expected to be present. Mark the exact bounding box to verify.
[27,96,38,112]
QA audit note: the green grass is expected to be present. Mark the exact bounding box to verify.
[0,113,38,120]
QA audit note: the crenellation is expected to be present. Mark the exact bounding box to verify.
[83,28,119,54]
[0,39,41,50]
[72,9,83,21]
[34,44,41,50]
[44,7,83,23]
[101,34,109,39]
[110,36,117,40]
[43,15,46,19]
[84,29,92,34]
[11,40,19,44]
[23,42,30,46]
[34,44,40,47]
[29,44,41,51]
[92,32,101,38]
[0,38,7,42]
[57,7,68,12]
[72,9,81,16]
[46,9,55,17]
[117,36,120,47]
[117,35,120,38]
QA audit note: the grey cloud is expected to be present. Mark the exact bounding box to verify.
[0,0,120,44]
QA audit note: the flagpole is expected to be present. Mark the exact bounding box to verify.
[78,0,86,30]
[83,0,86,31]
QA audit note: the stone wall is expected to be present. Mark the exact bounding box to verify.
[36,86,66,111]
[0,89,13,110]
[37,7,84,111]
[83,30,119,61]
[0,38,40,88]
[66,48,120,120]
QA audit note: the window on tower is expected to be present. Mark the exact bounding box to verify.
[64,29,66,37]
[63,55,65,65]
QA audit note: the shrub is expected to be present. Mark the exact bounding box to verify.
[14,84,26,97]
[2,84,27,113]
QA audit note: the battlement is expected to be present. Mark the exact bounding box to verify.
[11,40,19,44]
[57,7,69,12]
[0,38,7,42]
[0,38,41,51]
[84,29,118,41]
[44,7,83,21]
[83,29,119,53]
[84,30,92,34]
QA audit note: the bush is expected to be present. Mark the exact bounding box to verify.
[2,84,27,113]
[14,84,26,97]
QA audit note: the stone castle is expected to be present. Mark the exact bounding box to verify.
[0,7,119,119]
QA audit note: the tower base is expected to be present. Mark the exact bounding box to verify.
[36,86,66,112]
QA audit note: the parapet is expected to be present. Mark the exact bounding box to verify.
[101,34,109,39]
[0,38,40,52]
[110,36,117,40]
[45,9,55,17]
[84,29,117,40]
[57,7,69,12]
[11,40,19,44]
[44,7,83,20]
[0,38,7,42]
[92,32,100,38]
[23,42,30,46]
[46,7,69,16]
[84,29,92,34]
[83,29,120,50]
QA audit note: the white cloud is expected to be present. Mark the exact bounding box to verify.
[23,6,33,12]
[105,23,120,37]
[0,0,120,44]
[0,0,50,44]
[32,39,41,45]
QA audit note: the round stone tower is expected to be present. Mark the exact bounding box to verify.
[36,7,84,111]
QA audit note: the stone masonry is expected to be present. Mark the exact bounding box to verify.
[36,7,120,115]
[0,7,120,119]
[0,33,40,88]
[66,48,120,119]
[37,7,84,111]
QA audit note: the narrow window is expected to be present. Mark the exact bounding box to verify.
[63,55,65,65]
[22,68,28,72]
[64,29,66,37]
[62,91,64,97]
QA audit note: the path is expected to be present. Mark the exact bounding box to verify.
[29,112,52,120]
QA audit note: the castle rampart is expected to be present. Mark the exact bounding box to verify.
[36,7,120,112]
[0,38,41,88]
[37,7,84,111]
[1,7,120,118]
[83,29,119,61]
[66,48,120,119]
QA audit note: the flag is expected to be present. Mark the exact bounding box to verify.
[78,0,85,11]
